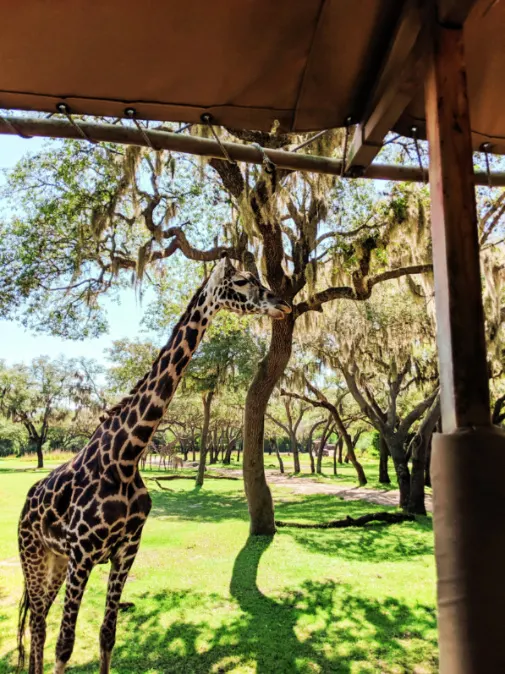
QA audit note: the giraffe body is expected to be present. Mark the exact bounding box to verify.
[17,256,290,674]
[171,455,184,470]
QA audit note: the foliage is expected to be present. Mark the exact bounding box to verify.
[0,356,103,463]
[0,417,27,456]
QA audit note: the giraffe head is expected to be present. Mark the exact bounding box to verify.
[208,254,292,320]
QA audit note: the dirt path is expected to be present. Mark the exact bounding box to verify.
[215,468,433,512]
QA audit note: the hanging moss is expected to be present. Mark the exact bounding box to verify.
[136,242,151,283]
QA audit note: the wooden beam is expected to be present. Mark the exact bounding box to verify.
[437,0,479,25]
[1,115,505,186]
[346,0,424,173]
[425,22,490,432]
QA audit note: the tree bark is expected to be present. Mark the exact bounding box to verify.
[243,316,294,535]
[408,398,440,515]
[333,439,340,475]
[308,441,315,474]
[385,436,410,508]
[35,438,44,469]
[270,437,284,474]
[223,438,236,465]
[338,438,343,464]
[290,432,300,473]
[316,417,332,474]
[196,391,214,487]
[379,435,391,484]
[425,437,432,487]
[329,413,367,485]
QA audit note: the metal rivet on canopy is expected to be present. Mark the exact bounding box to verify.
[124,107,156,150]
[201,113,237,165]
[56,103,96,143]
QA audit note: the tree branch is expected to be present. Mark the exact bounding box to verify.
[294,263,433,316]
[398,388,439,438]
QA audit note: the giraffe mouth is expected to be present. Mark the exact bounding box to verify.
[268,301,292,320]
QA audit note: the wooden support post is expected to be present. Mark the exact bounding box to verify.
[426,10,505,674]
[425,21,489,431]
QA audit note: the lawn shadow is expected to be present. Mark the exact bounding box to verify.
[148,489,434,563]
[67,536,437,674]
[148,483,250,523]
[275,494,434,562]
[0,467,50,474]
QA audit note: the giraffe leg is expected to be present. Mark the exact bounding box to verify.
[53,556,93,674]
[19,533,67,674]
[43,555,69,617]
[99,537,141,674]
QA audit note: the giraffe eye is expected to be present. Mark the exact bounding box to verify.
[235,279,248,287]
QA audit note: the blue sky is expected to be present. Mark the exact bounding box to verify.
[0,136,156,366]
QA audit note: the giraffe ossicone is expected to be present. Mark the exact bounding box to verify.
[16,256,291,674]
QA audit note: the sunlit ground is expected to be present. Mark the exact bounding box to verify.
[0,457,437,673]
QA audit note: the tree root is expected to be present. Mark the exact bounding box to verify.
[275,512,415,529]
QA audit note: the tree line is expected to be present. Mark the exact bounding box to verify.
[1,127,504,524]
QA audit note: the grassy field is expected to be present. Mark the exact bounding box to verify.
[0,456,437,673]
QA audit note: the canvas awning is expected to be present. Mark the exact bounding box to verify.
[1,0,504,152]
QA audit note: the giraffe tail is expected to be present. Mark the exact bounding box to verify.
[16,586,29,672]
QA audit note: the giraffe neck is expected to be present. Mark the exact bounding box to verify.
[98,277,218,476]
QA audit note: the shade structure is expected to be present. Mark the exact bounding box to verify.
[0,0,504,152]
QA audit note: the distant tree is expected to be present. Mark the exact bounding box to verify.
[266,398,308,474]
[0,357,102,467]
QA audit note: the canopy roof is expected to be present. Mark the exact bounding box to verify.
[1,0,504,152]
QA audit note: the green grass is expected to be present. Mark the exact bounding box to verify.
[0,459,437,673]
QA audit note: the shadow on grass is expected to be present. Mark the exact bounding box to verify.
[275,494,434,562]
[0,467,50,474]
[60,536,437,674]
[149,485,250,523]
[149,489,433,562]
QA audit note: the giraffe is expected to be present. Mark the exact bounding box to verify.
[171,455,184,471]
[16,254,291,674]
[157,440,178,470]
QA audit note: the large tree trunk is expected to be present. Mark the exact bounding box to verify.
[316,418,332,474]
[408,398,440,515]
[333,438,341,475]
[243,316,294,535]
[35,437,44,469]
[327,411,367,486]
[223,439,235,465]
[379,435,391,484]
[385,435,410,508]
[409,445,428,515]
[425,437,432,488]
[290,432,300,473]
[338,438,343,464]
[308,441,315,474]
[270,437,284,474]
[196,391,214,487]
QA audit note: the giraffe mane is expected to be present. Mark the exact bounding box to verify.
[102,275,211,419]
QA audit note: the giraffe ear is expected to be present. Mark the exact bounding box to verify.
[220,253,236,277]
